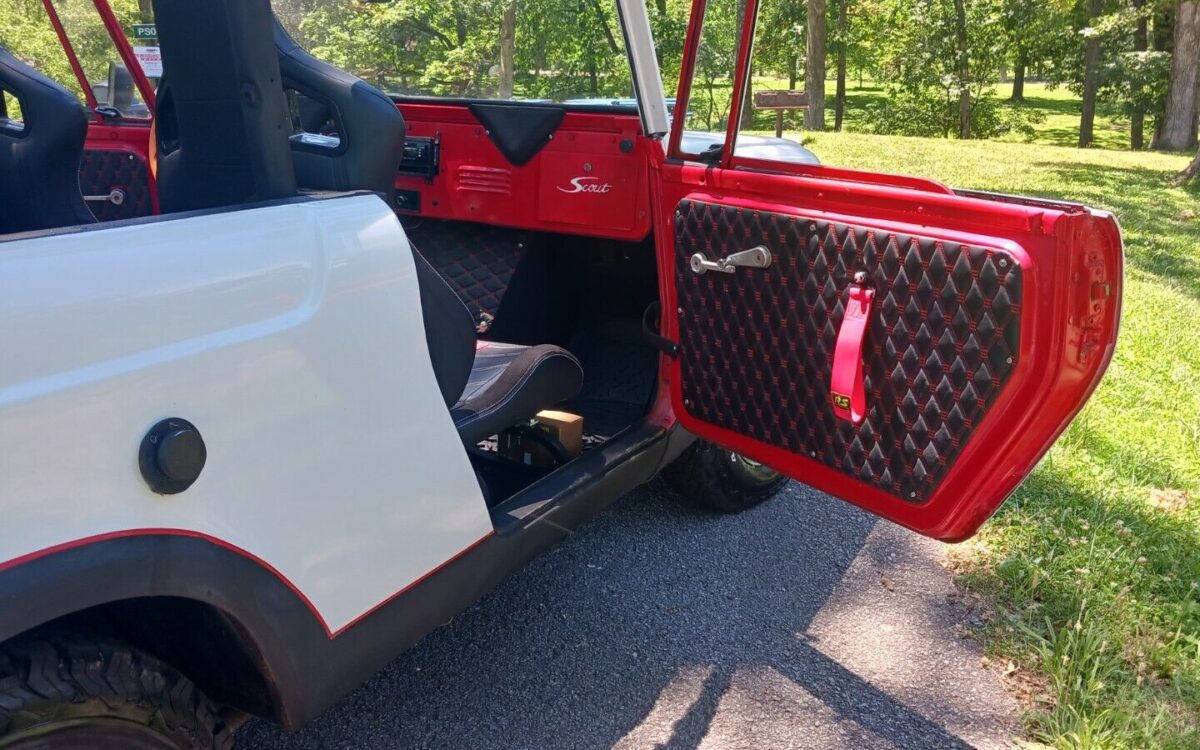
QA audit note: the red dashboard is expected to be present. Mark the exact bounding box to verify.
[394,102,654,242]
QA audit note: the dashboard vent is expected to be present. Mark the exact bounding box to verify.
[456,166,513,196]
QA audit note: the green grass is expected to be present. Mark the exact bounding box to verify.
[781,129,1200,747]
[701,78,1134,151]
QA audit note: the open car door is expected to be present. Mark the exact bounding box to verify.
[655,0,1123,542]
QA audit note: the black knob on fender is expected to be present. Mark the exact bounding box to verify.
[139,418,206,495]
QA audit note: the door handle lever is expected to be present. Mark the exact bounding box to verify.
[84,188,126,206]
[689,245,773,275]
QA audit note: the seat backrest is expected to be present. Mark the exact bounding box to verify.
[0,46,95,235]
[273,18,406,202]
[413,249,478,408]
[152,0,296,213]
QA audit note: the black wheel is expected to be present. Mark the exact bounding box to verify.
[0,633,233,750]
[663,439,789,513]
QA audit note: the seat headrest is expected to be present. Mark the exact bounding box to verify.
[273,17,406,200]
[0,46,94,234]
[152,0,297,212]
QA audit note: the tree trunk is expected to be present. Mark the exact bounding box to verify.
[138,0,153,23]
[834,0,847,131]
[1079,0,1103,147]
[741,67,755,128]
[805,0,827,130]
[1153,1,1200,150]
[952,0,970,138]
[1010,50,1026,101]
[1176,145,1200,183]
[654,0,668,15]
[498,0,517,99]
[1132,0,1148,149]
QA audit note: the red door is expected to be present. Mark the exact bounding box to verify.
[657,0,1123,542]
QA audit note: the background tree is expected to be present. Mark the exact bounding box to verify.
[1153,0,1199,149]
[1079,0,1104,146]
[498,0,517,98]
[1130,0,1149,146]
[998,0,1074,101]
[833,0,849,129]
[953,0,971,137]
[805,0,826,129]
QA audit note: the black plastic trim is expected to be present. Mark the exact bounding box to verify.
[0,423,671,730]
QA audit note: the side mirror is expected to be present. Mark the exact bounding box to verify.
[107,61,135,113]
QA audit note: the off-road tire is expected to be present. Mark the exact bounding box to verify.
[663,439,788,513]
[0,632,233,749]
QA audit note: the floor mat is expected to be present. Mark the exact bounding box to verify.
[565,321,658,443]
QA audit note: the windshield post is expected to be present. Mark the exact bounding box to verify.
[615,0,669,139]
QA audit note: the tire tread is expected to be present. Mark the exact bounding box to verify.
[663,440,788,513]
[0,632,232,749]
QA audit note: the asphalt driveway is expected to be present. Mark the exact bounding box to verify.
[243,480,1019,749]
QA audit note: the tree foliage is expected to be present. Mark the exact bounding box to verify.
[0,0,1190,150]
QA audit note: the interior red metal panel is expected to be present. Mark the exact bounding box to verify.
[395,102,653,241]
[654,161,1122,541]
[82,122,158,219]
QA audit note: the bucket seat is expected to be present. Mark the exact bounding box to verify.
[0,46,95,234]
[269,16,583,443]
[414,244,583,445]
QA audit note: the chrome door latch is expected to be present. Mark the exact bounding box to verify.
[84,188,127,206]
[689,245,773,275]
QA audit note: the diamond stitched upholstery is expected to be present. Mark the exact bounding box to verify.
[79,149,154,222]
[403,219,528,321]
[674,199,1023,503]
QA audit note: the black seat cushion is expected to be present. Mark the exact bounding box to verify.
[452,342,583,445]
[0,46,94,234]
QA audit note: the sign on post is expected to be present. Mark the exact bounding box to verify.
[132,46,163,78]
[132,24,157,40]
[753,90,810,138]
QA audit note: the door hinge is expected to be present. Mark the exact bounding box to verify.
[643,302,679,358]
[1067,245,1114,369]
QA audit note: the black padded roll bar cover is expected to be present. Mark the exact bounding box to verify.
[152,0,297,212]
[273,18,407,202]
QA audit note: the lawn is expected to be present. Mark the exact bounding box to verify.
[711,78,1133,151]
[770,121,1200,747]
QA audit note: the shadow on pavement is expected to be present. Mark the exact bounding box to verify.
[243,480,980,749]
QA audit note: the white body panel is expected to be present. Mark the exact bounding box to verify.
[0,195,491,633]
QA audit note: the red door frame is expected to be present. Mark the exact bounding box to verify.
[656,0,1123,541]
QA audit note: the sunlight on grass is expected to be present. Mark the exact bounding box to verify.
[792,131,1200,748]
[736,79,1132,151]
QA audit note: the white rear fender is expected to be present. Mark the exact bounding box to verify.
[0,195,491,634]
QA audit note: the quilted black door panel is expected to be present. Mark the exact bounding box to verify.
[79,149,154,221]
[674,199,1023,503]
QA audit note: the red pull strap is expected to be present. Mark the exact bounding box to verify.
[831,283,874,424]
